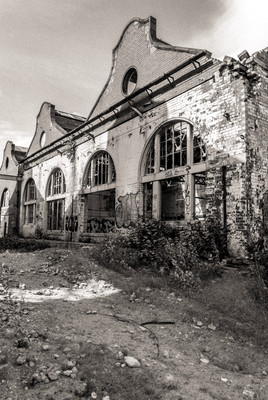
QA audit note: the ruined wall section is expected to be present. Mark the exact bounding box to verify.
[243,49,268,239]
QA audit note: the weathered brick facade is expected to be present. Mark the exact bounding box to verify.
[1,16,268,256]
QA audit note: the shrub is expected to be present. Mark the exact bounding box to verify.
[94,217,224,289]
[0,234,48,252]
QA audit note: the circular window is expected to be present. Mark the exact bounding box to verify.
[40,131,46,148]
[122,68,138,96]
[5,157,9,169]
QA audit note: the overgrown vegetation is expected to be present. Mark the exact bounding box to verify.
[0,234,49,252]
[94,217,225,289]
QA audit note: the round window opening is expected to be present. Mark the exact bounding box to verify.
[122,68,138,96]
[5,157,9,169]
[40,131,46,148]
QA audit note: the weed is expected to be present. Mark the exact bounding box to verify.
[93,217,224,289]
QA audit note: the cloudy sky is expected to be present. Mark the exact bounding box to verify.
[0,0,267,165]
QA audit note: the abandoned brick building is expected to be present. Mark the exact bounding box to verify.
[0,16,268,256]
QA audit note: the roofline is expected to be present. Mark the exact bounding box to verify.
[87,16,211,120]
[21,50,214,166]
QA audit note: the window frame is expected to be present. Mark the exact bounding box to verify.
[24,179,36,225]
[47,168,65,197]
[142,120,207,222]
[86,151,116,190]
[46,169,66,232]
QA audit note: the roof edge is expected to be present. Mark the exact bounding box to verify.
[87,16,211,120]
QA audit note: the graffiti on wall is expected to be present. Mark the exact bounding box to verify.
[87,218,115,233]
[115,193,139,228]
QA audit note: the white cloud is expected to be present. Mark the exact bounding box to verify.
[187,0,268,59]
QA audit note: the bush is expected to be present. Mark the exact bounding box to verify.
[0,234,49,252]
[94,217,224,289]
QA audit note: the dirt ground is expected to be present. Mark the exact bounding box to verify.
[0,245,268,400]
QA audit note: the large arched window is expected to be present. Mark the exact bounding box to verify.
[83,151,116,234]
[86,151,116,188]
[24,179,36,224]
[47,169,65,231]
[142,120,207,221]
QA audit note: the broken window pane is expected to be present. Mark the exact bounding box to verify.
[193,132,206,163]
[194,173,206,219]
[161,177,185,221]
[87,152,115,187]
[145,147,155,174]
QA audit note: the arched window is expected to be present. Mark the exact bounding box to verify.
[142,120,207,221]
[24,179,36,224]
[145,121,206,174]
[48,168,65,196]
[47,169,65,231]
[1,189,9,208]
[86,151,116,188]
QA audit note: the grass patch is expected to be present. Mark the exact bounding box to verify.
[186,271,268,347]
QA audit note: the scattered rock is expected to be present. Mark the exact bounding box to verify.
[208,324,216,331]
[200,358,209,364]
[63,370,73,376]
[124,356,140,368]
[47,371,58,381]
[42,344,50,351]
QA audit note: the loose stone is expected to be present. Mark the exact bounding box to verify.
[124,356,140,368]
